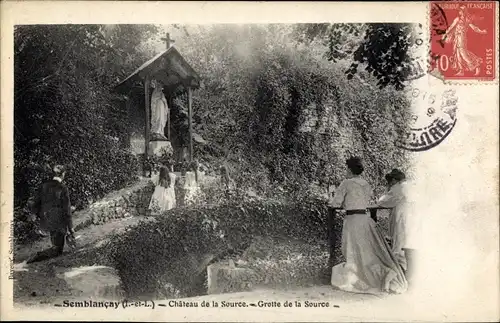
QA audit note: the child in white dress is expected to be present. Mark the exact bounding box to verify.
[149,165,176,214]
[183,161,201,206]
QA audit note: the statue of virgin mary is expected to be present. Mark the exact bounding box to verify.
[150,79,169,141]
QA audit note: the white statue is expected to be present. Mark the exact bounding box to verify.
[150,79,169,141]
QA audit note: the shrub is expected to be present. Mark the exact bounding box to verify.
[13,207,40,245]
[14,139,140,211]
[108,196,340,299]
[14,25,155,241]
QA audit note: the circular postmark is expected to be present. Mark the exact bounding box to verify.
[397,87,458,152]
[402,23,428,82]
[430,2,450,41]
[402,20,447,83]
[402,8,456,83]
[428,2,450,79]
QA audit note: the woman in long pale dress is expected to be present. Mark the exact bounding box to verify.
[329,157,407,295]
[149,165,176,214]
[378,169,420,288]
[377,169,409,272]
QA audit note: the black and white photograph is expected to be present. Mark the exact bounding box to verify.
[2,2,499,322]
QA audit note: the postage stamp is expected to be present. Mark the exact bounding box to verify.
[429,1,497,81]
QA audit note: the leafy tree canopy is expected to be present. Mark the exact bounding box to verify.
[293,23,424,90]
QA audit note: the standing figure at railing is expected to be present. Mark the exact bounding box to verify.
[328,157,408,295]
[377,169,419,290]
[377,169,409,272]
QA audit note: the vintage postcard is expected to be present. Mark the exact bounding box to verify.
[1,1,498,322]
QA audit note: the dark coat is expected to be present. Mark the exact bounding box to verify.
[32,179,72,232]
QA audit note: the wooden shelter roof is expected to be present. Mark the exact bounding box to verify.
[114,46,201,94]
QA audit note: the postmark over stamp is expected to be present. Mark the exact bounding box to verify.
[398,87,458,152]
[429,1,497,81]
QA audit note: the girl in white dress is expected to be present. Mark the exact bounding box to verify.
[149,165,176,214]
[183,161,201,206]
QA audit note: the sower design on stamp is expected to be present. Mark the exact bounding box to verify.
[430,1,497,81]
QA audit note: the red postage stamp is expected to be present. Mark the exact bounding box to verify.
[429,1,497,81]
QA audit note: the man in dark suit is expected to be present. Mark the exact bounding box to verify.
[27,165,74,263]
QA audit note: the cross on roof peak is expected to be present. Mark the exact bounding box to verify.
[161,32,175,50]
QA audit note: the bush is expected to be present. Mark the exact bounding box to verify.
[14,138,140,210]
[108,195,340,299]
[13,207,40,245]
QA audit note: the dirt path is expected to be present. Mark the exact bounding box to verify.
[12,216,156,305]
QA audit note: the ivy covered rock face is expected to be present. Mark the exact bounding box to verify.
[175,24,411,198]
[15,24,411,213]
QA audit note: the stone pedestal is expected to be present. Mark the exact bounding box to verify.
[149,141,173,157]
[207,261,258,295]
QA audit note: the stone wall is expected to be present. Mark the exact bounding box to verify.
[73,178,154,231]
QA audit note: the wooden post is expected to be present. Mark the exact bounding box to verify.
[187,86,193,162]
[369,208,378,223]
[327,207,336,269]
[167,94,172,141]
[125,95,132,149]
[144,75,151,176]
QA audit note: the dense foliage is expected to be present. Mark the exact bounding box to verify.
[15,23,412,208]
[14,25,158,209]
[109,194,337,298]
[14,24,414,300]
[294,23,424,90]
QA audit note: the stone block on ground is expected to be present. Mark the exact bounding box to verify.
[56,265,124,299]
[227,237,330,290]
[207,261,258,295]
